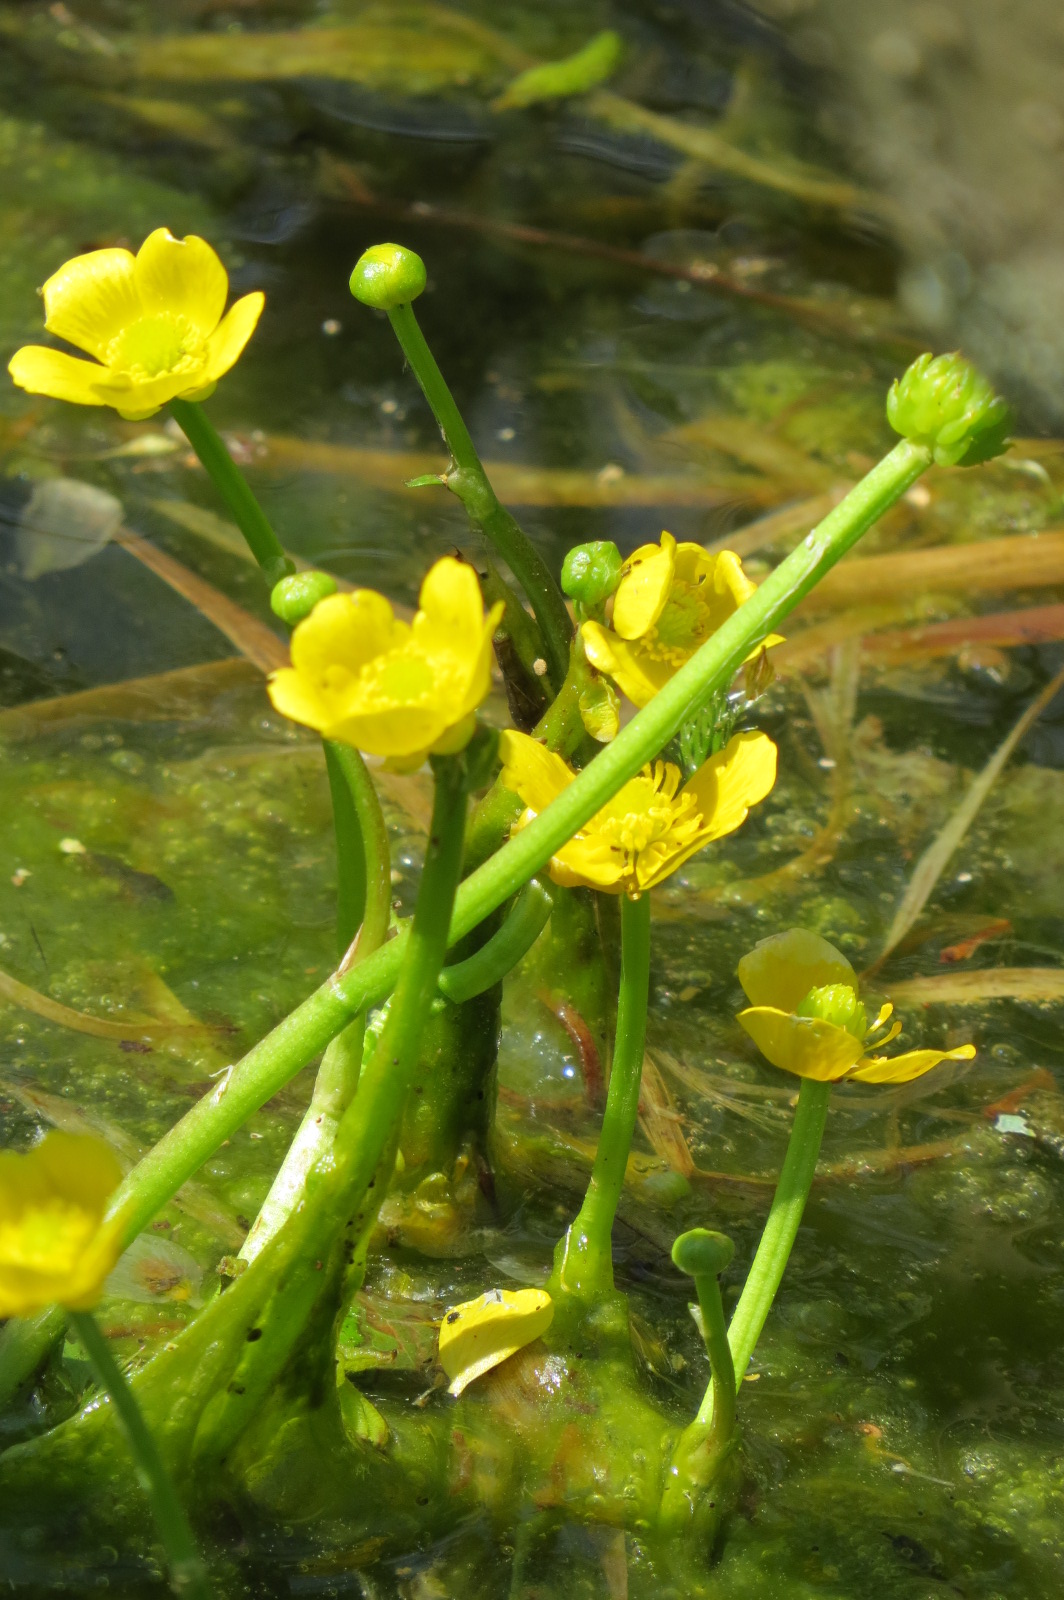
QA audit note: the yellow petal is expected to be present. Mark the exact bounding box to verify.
[290,591,405,686]
[580,623,673,708]
[415,556,486,649]
[498,729,573,814]
[454,602,506,720]
[438,1287,553,1396]
[94,367,205,421]
[41,247,140,360]
[202,292,265,383]
[0,1132,123,1317]
[738,1007,864,1080]
[681,730,777,841]
[549,835,627,891]
[737,928,856,1012]
[333,704,450,760]
[267,665,332,733]
[134,228,228,336]
[612,532,675,640]
[8,345,112,407]
[849,1043,975,1085]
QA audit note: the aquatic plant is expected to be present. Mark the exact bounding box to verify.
[0,231,1007,1592]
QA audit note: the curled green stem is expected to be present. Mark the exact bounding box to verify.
[438,879,553,1003]
[385,300,572,692]
[554,890,651,1296]
[168,398,292,586]
[67,1310,213,1600]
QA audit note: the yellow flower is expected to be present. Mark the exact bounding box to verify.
[8,228,264,422]
[0,1132,123,1317]
[499,727,777,894]
[438,1287,554,1396]
[581,530,781,708]
[268,556,505,768]
[736,928,976,1084]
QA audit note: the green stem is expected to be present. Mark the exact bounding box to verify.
[326,751,471,1215]
[660,1084,829,1532]
[169,399,292,586]
[323,739,392,958]
[438,878,553,1003]
[725,1077,830,1387]
[554,891,651,1296]
[67,1310,213,1600]
[240,741,391,1262]
[386,301,572,691]
[693,1273,736,1438]
[99,440,929,1253]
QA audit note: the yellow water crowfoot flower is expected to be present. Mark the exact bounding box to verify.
[499,727,776,893]
[736,928,976,1084]
[268,556,505,768]
[8,229,264,421]
[581,530,781,707]
[0,1131,123,1316]
[438,1287,554,1397]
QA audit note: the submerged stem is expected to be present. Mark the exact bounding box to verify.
[68,1310,213,1600]
[555,891,651,1296]
[385,300,572,692]
[169,399,291,586]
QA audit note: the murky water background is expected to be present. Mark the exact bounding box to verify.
[2,3,1064,1596]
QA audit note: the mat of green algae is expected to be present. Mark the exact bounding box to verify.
[2,2,1064,1595]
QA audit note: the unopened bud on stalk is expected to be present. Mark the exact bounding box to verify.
[270,569,337,625]
[887,351,1013,467]
[671,1228,735,1280]
[349,244,427,310]
[561,540,623,611]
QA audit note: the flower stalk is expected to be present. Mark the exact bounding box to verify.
[169,397,292,586]
[553,890,651,1296]
[67,1310,213,1600]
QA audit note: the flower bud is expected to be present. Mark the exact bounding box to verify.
[270,569,337,625]
[886,351,1013,467]
[671,1228,735,1279]
[349,244,427,310]
[561,540,623,609]
[795,982,867,1040]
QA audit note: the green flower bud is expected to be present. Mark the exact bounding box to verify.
[796,982,867,1040]
[561,541,623,609]
[671,1228,735,1279]
[886,352,1013,468]
[349,244,427,310]
[270,569,337,625]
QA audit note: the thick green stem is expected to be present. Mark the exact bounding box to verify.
[725,1077,830,1386]
[438,879,553,1003]
[97,439,928,1253]
[67,1310,213,1600]
[240,741,392,1262]
[554,891,651,1296]
[169,398,292,586]
[386,300,572,691]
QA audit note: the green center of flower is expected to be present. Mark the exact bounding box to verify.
[639,583,715,667]
[795,983,868,1040]
[107,313,205,379]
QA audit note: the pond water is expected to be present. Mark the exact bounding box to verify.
[2,3,1064,1597]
